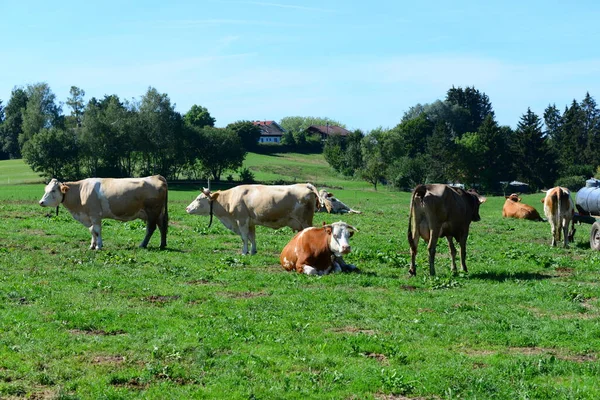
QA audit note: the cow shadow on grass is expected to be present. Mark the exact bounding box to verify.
[468,270,553,282]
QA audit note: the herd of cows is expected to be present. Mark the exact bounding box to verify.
[37,175,576,276]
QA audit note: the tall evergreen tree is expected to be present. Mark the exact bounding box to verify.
[513,108,557,190]
[581,92,600,168]
[559,100,587,175]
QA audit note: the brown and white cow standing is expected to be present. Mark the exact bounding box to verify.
[541,186,575,248]
[408,184,486,276]
[186,183,321,255]
[280,221,358,275]
[318,189,362,214]
[502,193,543,221]
[39,175,168,250]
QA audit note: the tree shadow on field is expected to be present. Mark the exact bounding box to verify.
[469,270,553,282]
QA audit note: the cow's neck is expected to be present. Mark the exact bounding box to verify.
[61,182,82,212]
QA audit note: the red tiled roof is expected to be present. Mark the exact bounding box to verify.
[252,120,285,136]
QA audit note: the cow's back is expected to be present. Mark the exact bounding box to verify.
[229,183,317,230]
[80,176,167,221]
[411,184,473,237]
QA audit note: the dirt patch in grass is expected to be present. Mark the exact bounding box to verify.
[92,355,126,365]
[375,394,434,400]
[400,285,418,291]
[461,346,596,363]
[69,328,126,336]
[220,291,269,299]
[330,326,376,335]
[553,267,575,276]
[145,295,181,303]
[112,378,148,390]
[364,352,389,364]
[186,279,212,285]
[27,387,59,400]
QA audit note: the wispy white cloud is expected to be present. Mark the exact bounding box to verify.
[221,0,338,13]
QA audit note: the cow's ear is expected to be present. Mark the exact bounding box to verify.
[478,196,487,204]
[202,187,211,196]
[505,196,510,199]
[210,192,220,201]
[540,198,545,203]
[347,224,358,235]
[323,224,332,234]
[60,184,70,194]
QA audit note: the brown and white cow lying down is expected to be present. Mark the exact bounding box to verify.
[280,221,358,275]
[502,193,543,221]
[39,175,168,250]
[186,183,321,255]
[541,186,575,248]
[318,189,361,214]
[408,184,486,276]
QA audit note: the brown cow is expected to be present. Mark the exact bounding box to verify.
[186,183,321,255]
[280,221,358,275]
[541,186,575,248]
[408,184,486,276]
[38,176,168,249]
[502,193,543,221]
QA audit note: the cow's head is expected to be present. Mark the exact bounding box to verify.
[39,179,69,207]
[506,193,521,202]
[185,188,219,216]
[324,221,358,256]
[467,189,487,222]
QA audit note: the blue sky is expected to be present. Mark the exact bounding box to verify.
[2,0,600,132]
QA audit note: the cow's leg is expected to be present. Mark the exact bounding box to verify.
[248,225,257,255]
[427,229,440,276]
[238,222,250,255]
[157,212,168,249]
[140,218,157,249]
[447,237,458,274]
[458,235,468,273]
[89,222,102,250]
[550,221,558,247]
[408,230,420,276]
[562,219,569,248]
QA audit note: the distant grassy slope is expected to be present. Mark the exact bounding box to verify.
[0,159,43,185]
[243,152,370,190]
[1,153,370,190]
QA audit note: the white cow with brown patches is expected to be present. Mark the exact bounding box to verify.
[186,183,321,255]
[541,186,575,248]
[39,175,168,250]
[280,221,358,275]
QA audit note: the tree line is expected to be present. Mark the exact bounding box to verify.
[1,83,598,193]
[0,84,266,181]
[324,87,600,192]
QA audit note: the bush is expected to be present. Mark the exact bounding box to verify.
[239,167,255,183]
[554,175,585,192]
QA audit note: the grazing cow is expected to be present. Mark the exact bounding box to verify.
[280,221,358,275]
[39,176,168,250]
[318,189,362,214]
[502,193,543,221]
[541,186,575,248]
[408,184,486,276]
[186,183,321,255]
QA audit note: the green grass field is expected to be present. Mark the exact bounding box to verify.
[1,157,600,399]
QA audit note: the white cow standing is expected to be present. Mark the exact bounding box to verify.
[186,183,321,255]
[39,176,168,250]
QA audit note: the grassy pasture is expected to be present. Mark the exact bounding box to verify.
[1,160,600,399]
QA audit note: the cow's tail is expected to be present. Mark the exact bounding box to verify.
[307,183,323,210]
[408,185,426,251]
[159,175,169,231]
[555,189,562,237]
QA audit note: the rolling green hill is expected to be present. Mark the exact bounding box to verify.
[0,153,370,189]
